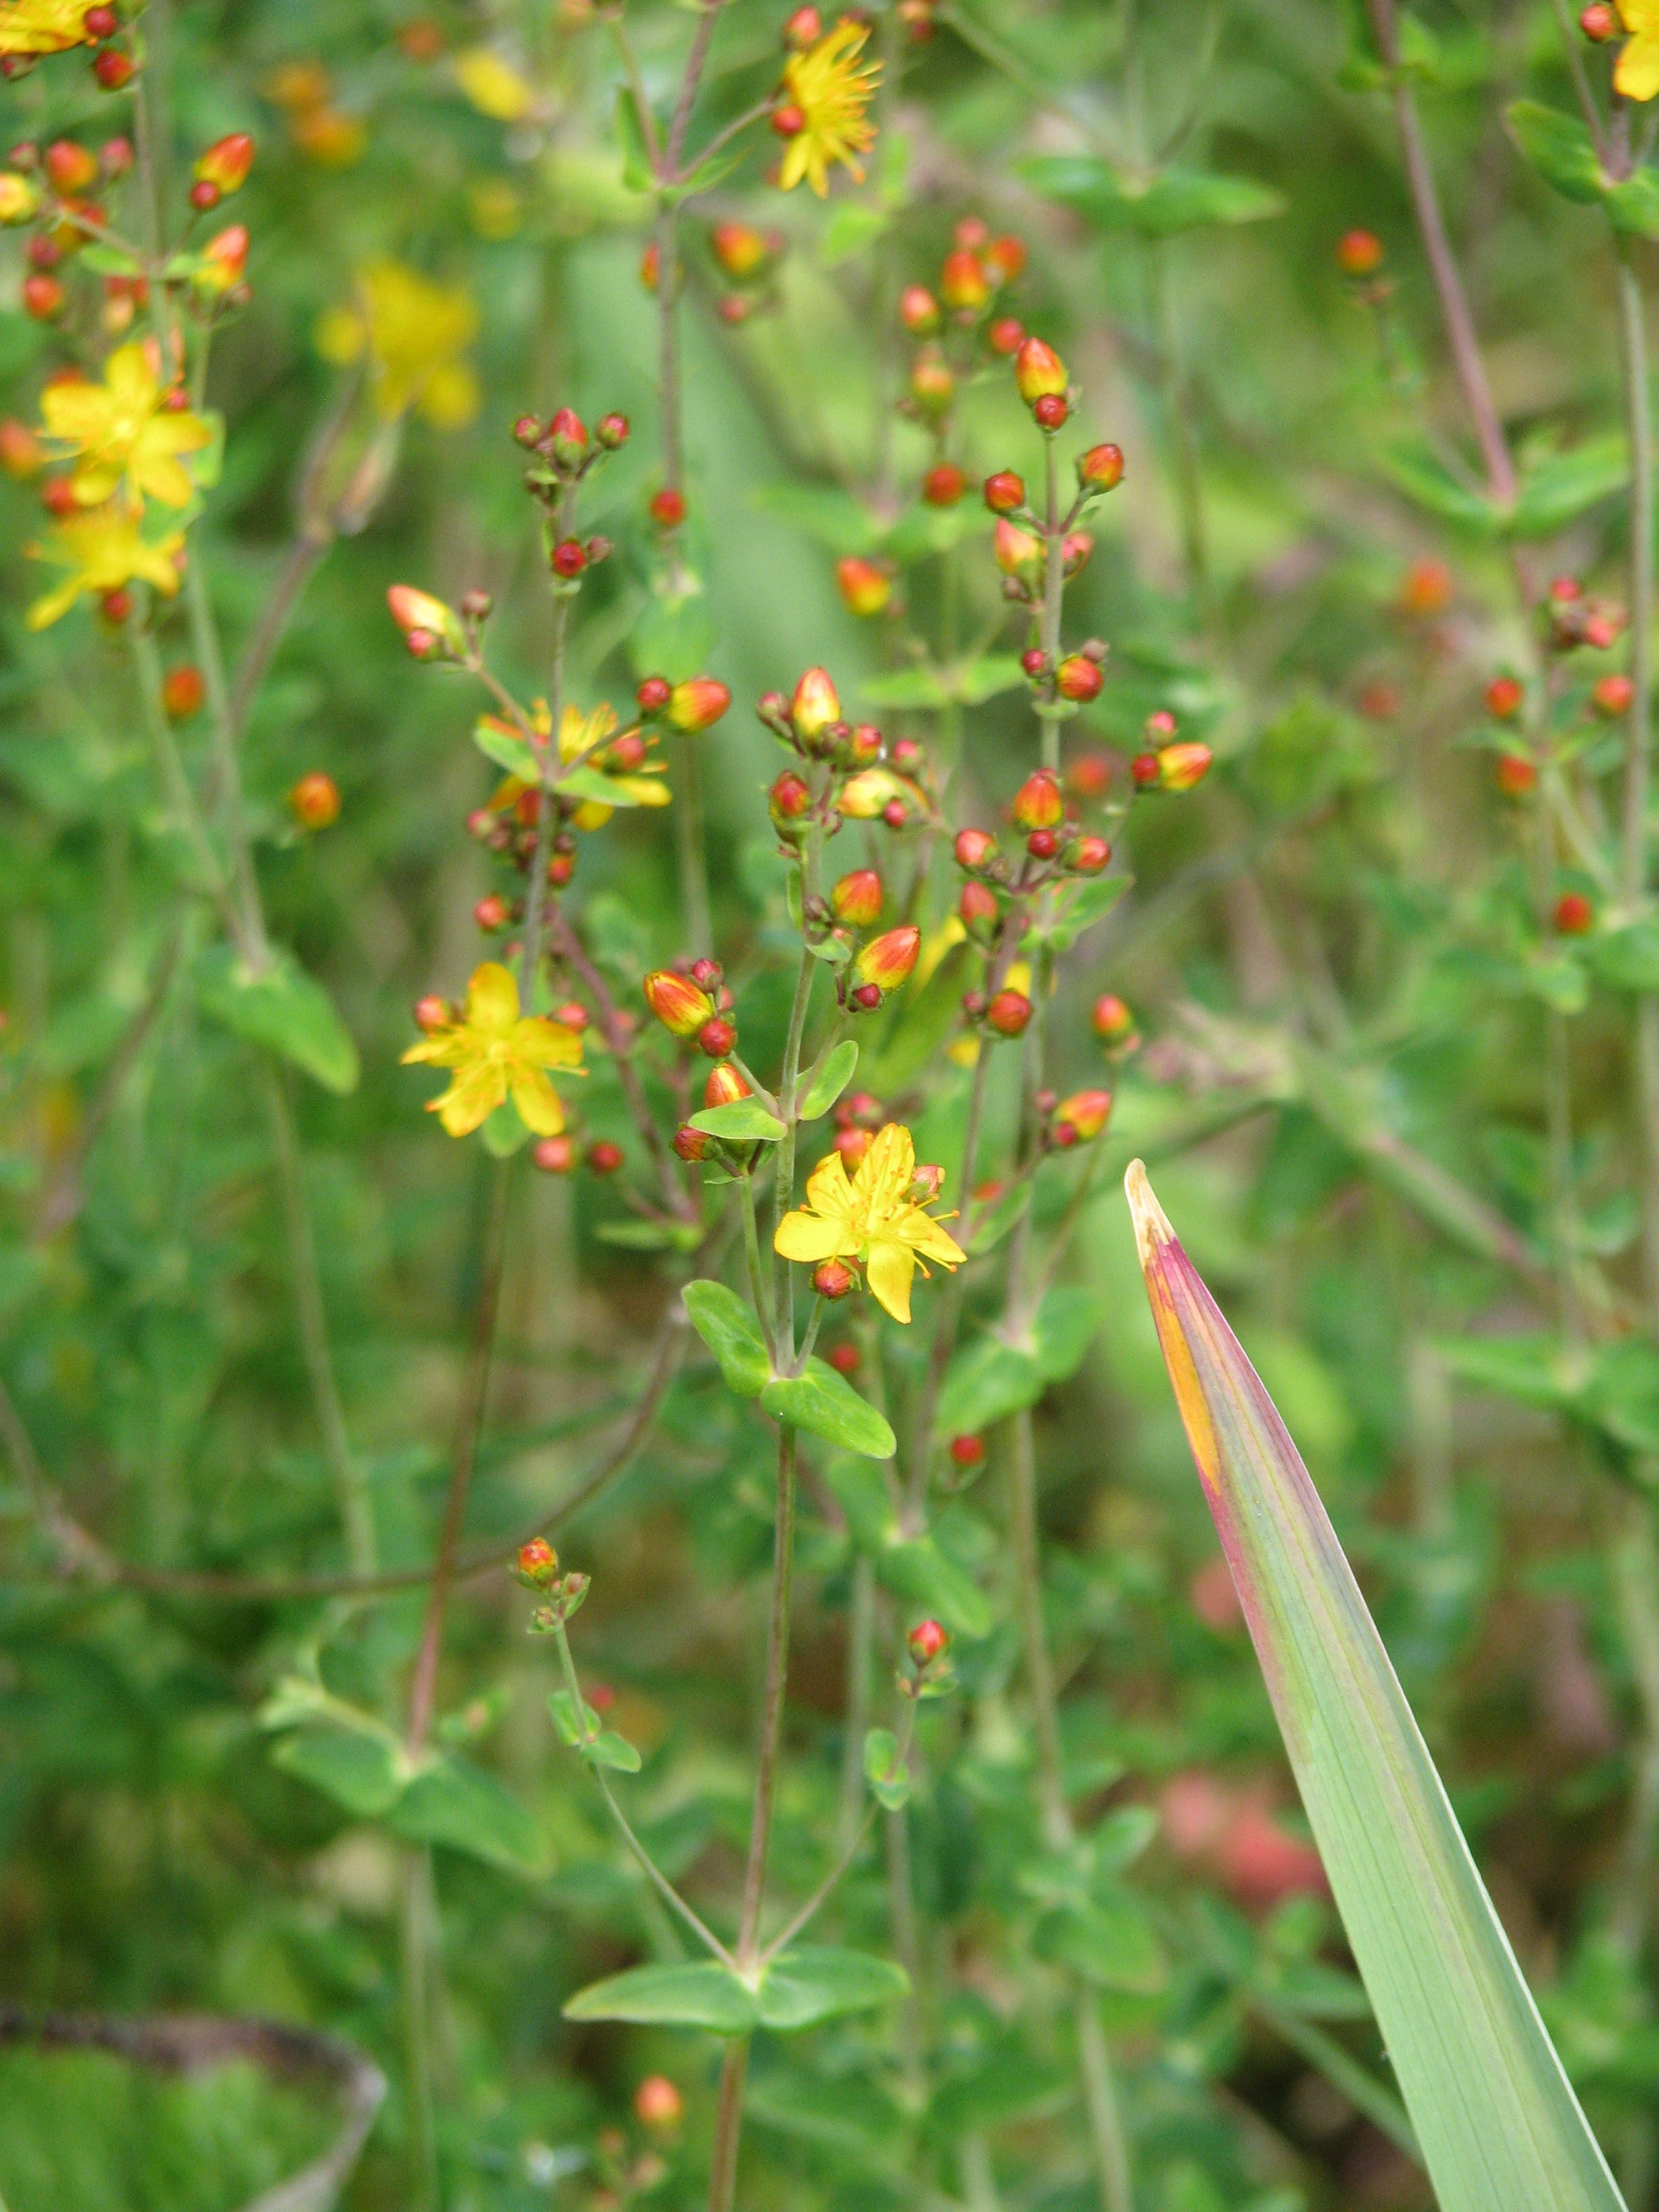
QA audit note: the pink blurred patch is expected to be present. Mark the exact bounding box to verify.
[1189,1554,1244,1633]
[1160,1770,1329,1910]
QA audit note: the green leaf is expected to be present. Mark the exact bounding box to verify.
[197,944,359,1094]
[1591,919,1659,993]
[554,764,659,808]
[757,1947,909,2030]
[689,1099,787,1142]
[271,1720,405,1819]
[858,666,953,710]
[1048,872,1131,951]
[628,592,716,683]
[1509,437,1628,537]
[1032,1286,1102,1383]
[390,1753,546,1875]
[614,86,655,194]
[750,480,882,556]
[682,1279,771,1398]
[596,1216,704,1250]
[1034,1890,1168,1995]
[863,1726,910,1809]
[1505,101,1605,204]
[1378,441,1498,534]
[472,715,541,782]
[564,1960,757,2032]
[584,1729,643,1773]
[1125,1162,1627,2212]
[1020,153,1286,235]
[956,653,1027,704]
[819,200,890,267]
[799,1040,858,1121]
[966,1179,1031,1257]
[936,1334,1042,1433]
[549,1689,605,1745]
[761,1357,897,1458]
[1605,169,1659,238]
[876,1535,993,1637]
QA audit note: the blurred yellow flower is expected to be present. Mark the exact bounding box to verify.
[1616,1,1659,98]
[402,961,583,1138]
[775,1122,964,1324]
[455,46,536,121]
[316,261,480,428]
[40,343,213,508]
[777,17,879,197]
[25,503,185,629]
[0,0,102,54]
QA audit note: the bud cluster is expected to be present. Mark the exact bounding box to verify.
[515,404,629,579]
[708,218,787,326]
[897,215,1029,508]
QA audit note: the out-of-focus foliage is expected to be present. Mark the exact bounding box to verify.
[2,2,1659,2211]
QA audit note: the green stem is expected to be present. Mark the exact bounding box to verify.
[400,1848,440,2212]
[182,560,268,962]
[674,729,714,958]
[706,2039,751,2212]
[838,1553,876,1849]
[1074,1994,1134,2212]
[739,1171,777,1364]
[519,485,573,1001]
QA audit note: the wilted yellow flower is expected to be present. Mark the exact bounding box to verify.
[402,961,583,1137]
[26,504,185,628]
[776,17,880,198]
[1617,1,1659,98]
[40,344,213,508]
[0,0,103,54]
[775,1122,965,1324]
[316,261,480,428]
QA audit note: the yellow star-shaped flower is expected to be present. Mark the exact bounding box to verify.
[777,17,880,198]
[40,342,213,509]
[24,502,185,629]
[315,260,480,428]
[0,0,102,54]
[1618,1,1659,99]
[775,1122,966,1324]
[402,962,584,1138]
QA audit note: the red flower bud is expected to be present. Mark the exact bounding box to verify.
[1079,442,1125,491]
[851,983,882,1009]
[828,1341,861,1376]
[533,1134,578,1174]
[1033,392,1069,431]
[667,676,731,733]
[1485,676,1524,720]
[636,674,672,713]
[517,1536,559,1585]
[1336,228,1385,276]
[783,5,823,46]
[983,469,1025,514]
[995,517,1044,579]
[85,4,119,33]
[923,462,967,506]
[45,139,98,192]
[98,588,132,625]
[1594,674,1635,717]
[1160,741,1213,792]
[474,893,512,930]
[1582,1,1618,33]
[288,771,340,830]
[987,314,1024,355]
[848,722,883,765]
[1027,827,1059,860]
[1062,528,1093,575]
[1014,335,1067,405]
[955,826,996,871]
[939,247,989,312]
[634,2077,684,2131]
[836,555,892,617]
[649,486,687,527]
[1069,834,1111,874]
[1011,771,1064,830]
[697,1016,737,1058]
[907,1618,949,1664]
[1054,1087,1113,1140]
[813,1258,857,1299]
[704,1062,751,1107]
[1145,709,1179,741]
[22,272,63,319]
[792,665,840,739]
[550,537,587,578]
[94,48,134,88]
[985,989,1032,1037]
[644,968,716,1037]
[1056,655,1102,702]
[596,411,629,447]
[984,234,1025,282]
[853,924,920,991]
[1092,992,1134,1042]
[835,1125,872,1162]
[194,133,254,196]
[1130,753,1160,785]
[959,879,1000,933]
[161,663,205,718]
[197,223,249,293]
[1554,890,1595,935]
[899,284,940,335]
[586,1139,623,1175]
[831,868,884,927]
[770,769,813,827]
[674,1124,711,1162]
[553,1001,589,1029]
[948,1433,985,1469]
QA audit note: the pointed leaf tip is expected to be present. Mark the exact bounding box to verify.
[1123,1158,1174,1265]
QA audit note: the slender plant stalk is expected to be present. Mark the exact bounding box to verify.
[674,729,714,958]
[400,1847,440,2212]
[838,1552,877,1847]
[707,2040,751,2212]
[518,486,572,1000]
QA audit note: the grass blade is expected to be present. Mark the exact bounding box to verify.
[1124,1160,1626,2212]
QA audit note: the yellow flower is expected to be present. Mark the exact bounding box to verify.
[454,45,536,121]
[483,700,672,832]
[402,962,583,1138]
[1617,0,1659,98]
[39,343,213,509]
[0,0,102,54]
[25,503,185,629]
[775,1122,966,1324]
[777,17,880,198]
[316,261,480,428]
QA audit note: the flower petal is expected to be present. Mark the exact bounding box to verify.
[464,961,520,1031]
[512,1069,565,1135]
[865,1238,916,1324]
[434,1063,505,1136]
[775,1209,850,1265]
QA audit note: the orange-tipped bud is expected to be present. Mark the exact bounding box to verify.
[983,234,1025,282]
[770,769,813,830]
[853,924,920,991]
[704,1062,751,1107]
[194,133,255,195]
[1336,228,1385,277]
[939,247,989,311]
[197,222,249,294]
[634,2077,684,2131]
[1554,890,1595,935]
[1062,529,1094,576]
[0,416,41,476]
[666,676,731,733]
[1400,556,1453,618]
[792,665,840,738]
[1011,771,1064,830]
[1056,655,1102,702]
[959,879,1000,934]
[923,462,966,506]
[1054,1087,1113,1141]
[813,1258,857,1299]
[983,469,1025,514]
[1069,834,1111,873]
[831,869,884,927]
[289,771,340,829]
[44,139,98,194]
[387,583,462,655]
[1092,991,1134,1042]
[1485,676,1524,719]
[674,1124,712,1162]
[783,4,823,46]
[899,283,940,335]
[516,1536,559,1586]
[643,968,716,1038]
[1158,742,1212,792]
[994,517,1044,578]
[909,352,956,417]
[1495,753,1537,796]
[1079,442,1124,491]
[161,663,206,718]
[955,827,996,871]
[908,1618,949,1664]
[1582,1,1619,33]
[711,221,771,279]
[1014,334,1067,405]
[1593,674,1635,716]
[836,555,892,617]
[985,989,1032,1037]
